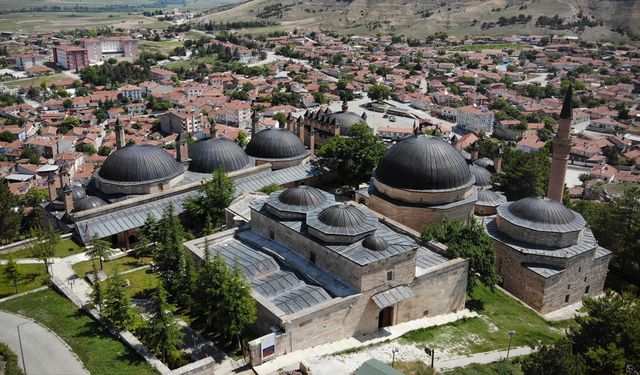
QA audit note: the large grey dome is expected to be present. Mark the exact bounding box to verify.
[375,135,474,191]
[245,128,307,160]
[71,186,87,201]
[98,144,183,183]
[326,112,367,133]
[188,137,251,173]
[318,204,368,228]
[470,165,493,187]
[73,195,107,212]
[278,185,327,208]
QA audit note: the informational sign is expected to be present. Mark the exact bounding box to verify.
[261,333,276,361]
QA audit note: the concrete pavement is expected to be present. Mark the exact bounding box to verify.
[0,310,88,375]
[437,346,535,371]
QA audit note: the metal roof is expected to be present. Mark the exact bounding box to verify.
[97,144,183,185]
[497,197,586,233]
[306,204,378,238]
[265,186,334,216]
[372,285,414,309]
[188,137,251,173]
[245,127,308,160]
[523,263,565,278]
[375,135,474,192]
[476,189,507,207]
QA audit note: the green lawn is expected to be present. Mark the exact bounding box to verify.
[0,264,49,298]
[1,73,68,88]
[98,268,159,299]
[0,238,85,260]
[140,40,184,54]
[401,284,570,356]
[0,289,157,375]
[164,56,219,70]
[73,256,152,279]
[447,359,523,375]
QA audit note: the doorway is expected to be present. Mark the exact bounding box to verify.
[378,306,394,329]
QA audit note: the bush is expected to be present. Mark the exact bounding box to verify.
[0,343,24,375]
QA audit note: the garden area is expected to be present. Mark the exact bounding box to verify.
[0,289,157,375]
[0,264,49,298]
[0,238,85,260]
[400,284,571,356]
[73,256,152,279]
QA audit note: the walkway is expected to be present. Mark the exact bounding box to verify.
[0,310,89,375]
[253,309,477,374]
[437,346,535,371]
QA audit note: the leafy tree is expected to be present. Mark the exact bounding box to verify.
[367,83,392,101]
[83,143,97,155]
[28,228,60,275]
[185,167,235,227]
[492,147,550,201]
[98,145,113,156]
[20,146,40,164]
[421,218,500,290]
[102,270,135,330]
[4,259,21,294]
[235,131,248,148]
[521,338,586,375]
[316,124,387,186]
[87,234,114,270]
[0,183,22,243]
[58,116,80,135]
[142,284,183,364]
[63,98,73,109]
[19,188,48,207]
[273,112,287,128]
[257,184,282,195]
[0,130,15,142]
[194,250,227,330]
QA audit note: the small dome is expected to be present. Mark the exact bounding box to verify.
[326,111,367,134]
[508,197,577,225]
[318,204,368,228]
[98,144,183,184]
[73,195,107,212]
[375,135,474,191]
[278,185,327,207]
[362,235,389,252]
[71,186,87,201]
[476,190,507,208]
[245,128,307,160]
[188,137,251,173]
[470,165,493,187]
[474,158,494,169]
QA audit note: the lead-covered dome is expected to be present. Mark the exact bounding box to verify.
[74,195,107,212]
[98,144,183,184]
[375,135,474,191]
[318,204,368,227]
[279,185,327,207]
[470,165,493,188]
[188,137,251,173]
[245,128,308,160]
[265,185,334,219]
[326,112,367,133]
[307,204,378,243]
[362,235,389,252]
[507,197,581,227]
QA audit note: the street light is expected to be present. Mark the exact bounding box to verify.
[17,321,30,375]
[506,330,516,360]
[391,346,399,367]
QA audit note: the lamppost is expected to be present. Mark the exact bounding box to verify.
[17,321,30,375]
[506,330,516,360]
[391,347,399,367]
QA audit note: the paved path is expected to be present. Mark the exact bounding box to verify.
[0,310,89,375]
[437,346,535,371]
[253,309,477,374]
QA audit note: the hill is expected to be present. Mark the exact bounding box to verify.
[195,0,640,41]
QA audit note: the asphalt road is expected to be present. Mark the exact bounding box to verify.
[0,310,88,375]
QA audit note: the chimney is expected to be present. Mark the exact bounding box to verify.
[299,118,306,144]
[341,98,348,112]
[63,184,73,214]
[547,83,573,202]
[47,172,56,203]
[310,129,316,158]
[114,118,125,149]
[361,112,367,121]
[450,134,458,148]
[286,113,294,132]
[251,110,260,136]
[175,132,190,165]
[494,145,504,173]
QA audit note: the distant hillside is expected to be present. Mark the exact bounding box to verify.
[195,0,640,41]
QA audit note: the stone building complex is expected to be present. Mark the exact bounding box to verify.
[184,186,468,366]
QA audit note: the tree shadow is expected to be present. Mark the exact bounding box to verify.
[465,297,485,312]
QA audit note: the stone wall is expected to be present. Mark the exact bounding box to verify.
[496,215,582,248]
[372,178,474,205]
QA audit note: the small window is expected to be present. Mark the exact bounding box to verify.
[567,284,571,290]
[585,285,590,294]
[584,276,587,282]
[386,271,393,281]
[565,294,570,303]
[578,267,582,272]
[269,230,275,240]
[310,252,316,264]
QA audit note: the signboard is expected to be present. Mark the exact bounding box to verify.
[261,333,276,361]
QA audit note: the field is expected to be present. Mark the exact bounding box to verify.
[140,40,185,54]
[0,238,85,260]
[0,288,157,375]
[1,73,69,89]
[447,360,523,375]
[0,12,170,32]
[0,0,238,11]
[400,284,570,356]
[0,264,49,298]
[445,44,530,52]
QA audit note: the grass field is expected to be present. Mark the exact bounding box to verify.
[0,12,169,32]
[0,288,157,375]
[400,284,570,356]
[164,56,218,69]
[73,256,152,279]
[104,267,159,299]
[1,73,68,89]
[0,238,85,260]
[447,359,523,374]
[0,264,49,298]
[140,40,185,54]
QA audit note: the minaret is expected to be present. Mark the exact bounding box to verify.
[251,109,259,136]
[494,145,504,173]
[114,118,125,150]
[547,84,573,202]
[341,98,348,112]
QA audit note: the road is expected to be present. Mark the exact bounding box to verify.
[0,310,88,375]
